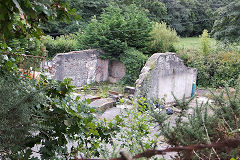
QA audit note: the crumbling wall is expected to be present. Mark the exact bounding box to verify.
[51,49,109,87]
[135,52,197,103]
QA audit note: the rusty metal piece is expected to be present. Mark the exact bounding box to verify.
[109,90,120,95]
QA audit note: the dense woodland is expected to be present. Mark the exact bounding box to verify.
[40,0,236,37]
[0,0,240,159]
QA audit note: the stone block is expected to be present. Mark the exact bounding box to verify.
[124,86,135,94]
[89,98,116,111]
[135,52,197,103]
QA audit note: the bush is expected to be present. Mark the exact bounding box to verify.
[0,73,119,159]
[200,29,211,56]
[7,36,45,56]
[149,22,179,53]
[44,34,79,58]
[80,4,152,59]
[178,43,240,88]
[0,54,41,156]
[0,48,119,159]
[120,48,148,85]
[150,85,240,159]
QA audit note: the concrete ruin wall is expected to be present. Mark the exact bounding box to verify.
[51,49,109,87]
[51,49,126,86]
[135,52,197,103]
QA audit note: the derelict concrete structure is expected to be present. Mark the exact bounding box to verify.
[135,52,197,103]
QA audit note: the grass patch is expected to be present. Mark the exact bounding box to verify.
[174,37,217,50]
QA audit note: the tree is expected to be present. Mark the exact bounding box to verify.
[40,0,114,35]
[0,0,71,41]
[40,0,167,36]
[81,4,152,59]
[212,0,240,43]
[149,22,179,53]
[0,0,75,158]
[158,0,233,37]
[117,0,167,22]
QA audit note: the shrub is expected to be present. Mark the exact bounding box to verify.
[0,54,41,156]
[149,22,179,53]
[80,4,152,59]
[44,34,79,58]
[150,84,240,159]
[178,43,240,88]
[7,36,45,56]
[0,49,119,159]
[200,29,211,55]
[120,48,148,85]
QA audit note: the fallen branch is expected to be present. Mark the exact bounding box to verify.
[75,139,240,160]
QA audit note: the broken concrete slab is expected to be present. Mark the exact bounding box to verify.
[135,52,197,103]
[98,107,122,120]
[98,104,133,120]
[124,86,135,94]
[89,98,116,111]
[71,93,101,102]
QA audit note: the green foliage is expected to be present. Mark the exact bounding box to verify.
[40,0,113,35]
[99,103,156,158]
[212,0,240,43]
[0,73,121,159]
[0,0,72,40]
[150,85,240,159]
[211,84,240,133]
[179,43,240,88]
[126,0,167,22]
[0,53,121,159]
[40,0,167,36]
[44,35,79,58]
[27,83,114,159]
[116,106,156,154]
[158,0,233,37]
[81,6,128,59]
[80,4,152,59]
[7,36,45,56]
[200,29,211,56]
[122,5,153,53]
[0,54,41,157]
[120,48,148,85]
[149,22,179,53]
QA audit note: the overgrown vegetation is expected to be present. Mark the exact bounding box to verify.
[0,55,41,156]
[120,48,148,84]
[1,0,240,159]
[44,35,79,58]
[0,53,122,159]
[149,22,179,53]
[78,4,152,59]
[150,84,240,159]
[178,31,240,88]
[38,0,235,38]
[211,0,240,43]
